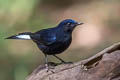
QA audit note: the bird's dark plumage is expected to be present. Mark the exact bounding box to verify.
[6,19,83,71]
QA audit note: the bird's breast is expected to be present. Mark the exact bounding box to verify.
[39,37,72,55]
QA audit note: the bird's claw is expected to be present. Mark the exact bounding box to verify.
[46,66,55,73]
[45,62,56,73]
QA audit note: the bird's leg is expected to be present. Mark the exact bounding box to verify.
[52,55,65,63]
[52,55,72,64]
[44,54,55,72]
[44,54,49,72]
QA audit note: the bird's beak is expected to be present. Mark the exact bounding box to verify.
[77,22,84,25]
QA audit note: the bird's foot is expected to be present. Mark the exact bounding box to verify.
[45,62,57,73]
[45,62,73,72]
[46,66,55,73]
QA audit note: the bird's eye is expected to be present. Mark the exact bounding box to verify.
[67,22,71,25]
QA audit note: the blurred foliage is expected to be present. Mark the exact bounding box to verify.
[0,0,120,80]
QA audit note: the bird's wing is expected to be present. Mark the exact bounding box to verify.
[41,34,56,45]
[31,29,57,46]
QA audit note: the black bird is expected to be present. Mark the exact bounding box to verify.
[6,19,83,71]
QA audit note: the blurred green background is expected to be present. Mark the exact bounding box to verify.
[0,0,120,80]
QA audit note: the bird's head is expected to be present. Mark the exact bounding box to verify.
[58,19,83,33]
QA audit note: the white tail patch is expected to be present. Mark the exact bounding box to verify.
[16,35,31,39]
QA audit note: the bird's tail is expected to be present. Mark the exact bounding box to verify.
[6,32,32,40]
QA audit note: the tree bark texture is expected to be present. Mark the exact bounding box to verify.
[26,42,120,80]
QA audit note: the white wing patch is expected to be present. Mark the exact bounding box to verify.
[16,35,31,39]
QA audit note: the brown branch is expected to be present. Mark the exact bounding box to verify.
[26,42,120,80]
